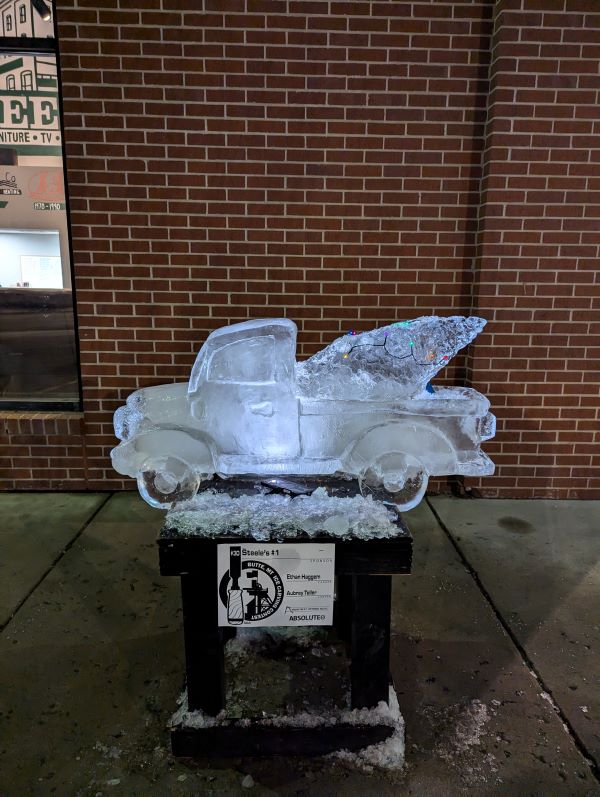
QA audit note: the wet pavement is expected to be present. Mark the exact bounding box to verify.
[0,492,598,796]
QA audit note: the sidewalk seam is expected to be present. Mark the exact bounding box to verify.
[0,492,113,634]
[426,496,600,784]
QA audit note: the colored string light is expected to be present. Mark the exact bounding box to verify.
[343,329,450,367]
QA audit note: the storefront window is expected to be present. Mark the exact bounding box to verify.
[0,2,81,410]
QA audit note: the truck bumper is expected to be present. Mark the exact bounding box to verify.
[455,451,495,477]
[480,412,496,442]
[110,440,139,478]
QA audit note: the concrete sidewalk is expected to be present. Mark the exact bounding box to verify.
[0,492,598,796]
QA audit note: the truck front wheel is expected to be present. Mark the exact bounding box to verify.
[359,452,429,512]
[137,456,201,509]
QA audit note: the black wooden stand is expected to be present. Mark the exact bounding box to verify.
[158,485,412,757]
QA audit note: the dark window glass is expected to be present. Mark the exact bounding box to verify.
[19,5,27,23]
[6,13,12,31]
[0,49,80,410]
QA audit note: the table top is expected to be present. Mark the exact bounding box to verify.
[161,476,411,539]
[158,477,412,576]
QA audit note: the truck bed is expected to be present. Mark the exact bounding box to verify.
[299,386,490,417]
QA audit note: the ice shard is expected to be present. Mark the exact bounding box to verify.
[296,316,486,400]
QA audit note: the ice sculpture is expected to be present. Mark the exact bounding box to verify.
[111,317,495,511]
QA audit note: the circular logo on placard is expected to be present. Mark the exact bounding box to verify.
[219,558,284,623]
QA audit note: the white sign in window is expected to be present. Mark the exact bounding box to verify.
[217,543,335,627]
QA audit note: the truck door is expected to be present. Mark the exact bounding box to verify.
[190,321,300,461]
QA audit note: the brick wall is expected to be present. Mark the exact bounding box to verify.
[1,414,87,489]
[467,0,600,498]
[1,0,598,499]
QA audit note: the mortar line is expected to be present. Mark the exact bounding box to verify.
[425,496,600,783]
[0,492,113,634]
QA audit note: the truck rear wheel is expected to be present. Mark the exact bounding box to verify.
[137,456,200,509]
[359,452,429,511]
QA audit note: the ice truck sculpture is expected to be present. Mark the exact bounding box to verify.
[111,317,495,511]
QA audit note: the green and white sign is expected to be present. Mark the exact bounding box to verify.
[0,55,61,155]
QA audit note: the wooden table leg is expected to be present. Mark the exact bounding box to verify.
[333,574,353,647]
[350,575,392,709]
[180,545,225,715]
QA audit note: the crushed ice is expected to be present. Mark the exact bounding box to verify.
[166,486,401,540]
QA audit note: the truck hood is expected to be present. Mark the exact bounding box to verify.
[114,381,190,441]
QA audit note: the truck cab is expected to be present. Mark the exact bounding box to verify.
[187,318,300,463]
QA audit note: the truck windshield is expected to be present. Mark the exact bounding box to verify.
[207,335,276,384]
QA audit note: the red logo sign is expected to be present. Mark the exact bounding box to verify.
[28,170,64,202]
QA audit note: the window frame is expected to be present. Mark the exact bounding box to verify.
[20,68,32,89]
[0,12,83,412]
[206,337,277,385]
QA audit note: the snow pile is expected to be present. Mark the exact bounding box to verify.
[448,699,490,758]
[169,627,405,772]
[331,688,405,773]
[296,315,486,400]
[169,693,221,730]
[169,686,405,772]
[165,486,401,540]
[423,698,492,762]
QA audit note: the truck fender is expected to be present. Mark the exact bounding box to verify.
[480,412,496,442]
[342,420,456,477]
[110,428,215,478]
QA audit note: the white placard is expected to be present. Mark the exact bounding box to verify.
[217,543,335,627]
